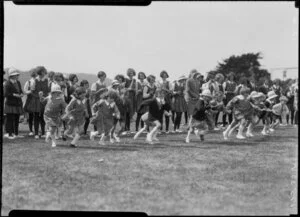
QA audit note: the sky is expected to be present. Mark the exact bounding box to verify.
[4,1,298,80]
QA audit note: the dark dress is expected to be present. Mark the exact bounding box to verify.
[124,78,137,117]
[139,84,156,114]
[172,82,187,112]
[4,80,24,114]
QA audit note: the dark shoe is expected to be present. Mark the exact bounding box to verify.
[200,135,204,141]
[62,136,67,141]
[70,144,76,148]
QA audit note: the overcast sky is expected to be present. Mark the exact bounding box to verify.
[4,1,298,80]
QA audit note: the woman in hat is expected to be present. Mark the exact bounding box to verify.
[185,89,212,143]
[63,86,88,147]
[3,68,24,139]
[135,71,147,132]
[23,68,37,136]
[158,70,173,134]
[172,75,188,132]
[28,66,50,139]
[124,68,137,133]
[39,84,67,147]
[222,72,237,127]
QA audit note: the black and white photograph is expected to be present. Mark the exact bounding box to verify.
[1,1,298,215]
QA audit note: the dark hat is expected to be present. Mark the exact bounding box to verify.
[160,70,169,78]
[127,68,136,76]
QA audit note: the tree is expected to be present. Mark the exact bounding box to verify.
[211,52,271,84]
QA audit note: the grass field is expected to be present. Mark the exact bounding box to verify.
[1,123,298,215]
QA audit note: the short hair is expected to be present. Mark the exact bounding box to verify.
[106,90,118,100]
[35,66,47,76]
[215,73,224,81]
[127,68,136,76]
[73,87,86,99]
[97,71,106,79]
[80,79,89,87]
[147,75,156,83]
[69,74,78,82]
[160,70,169,78]
[53,72,64,82]
[48,71,55,79]
[29,68,37,78]
[114,74,125,82]
[138,72,146,80]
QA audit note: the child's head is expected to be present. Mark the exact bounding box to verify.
[160,70,169,80]
[48,71,55,81]
[177,75,187,84]
[53,72,64,85]
[214,91,224,102]
[35,66,47,78]
[50,84,62,98]
[240,87,250,97]
[106,91,117,104]
[267,91,278,102]
[80,79,89,90]
[155,88,165,100]
[127,68,136,78]
[111,80,120,90]
[138,72,146,80]
[97,71,106,82]
[201,89,212,102]
[115,74,125,83]
[215,73,224,84]
[73,87,86,100]
[279,96,288,105]
[147,75,156,84]
[69,74,78,84]
[8,68,20,81]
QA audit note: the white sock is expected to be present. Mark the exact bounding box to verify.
[71,133,80,145]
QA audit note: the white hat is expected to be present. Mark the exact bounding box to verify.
[111,80,120,87]
[51,84,62,93]
[267,91,277,100]
[8,67,20,77]
[201,89,212,98]
[178,75,187,81]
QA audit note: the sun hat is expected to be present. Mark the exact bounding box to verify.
[51,84,62,93]
[267,91,278,100]
[249,91,258,98]
[279,96,288,102]
[8,67,20,77]
[111,80,120,87]
[201,89,212,99]
[256,92,266,101]
[178,75,187,81]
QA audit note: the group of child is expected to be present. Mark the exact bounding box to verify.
[3,67,298,147]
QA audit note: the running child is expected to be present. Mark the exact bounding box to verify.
[134,89,172,144]
[39,84,67,147]
[185,89,212,143]
[63,87,88,147]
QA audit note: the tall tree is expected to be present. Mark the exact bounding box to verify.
[212,52,271,84]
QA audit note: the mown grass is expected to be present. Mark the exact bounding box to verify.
[1,123,298,215]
